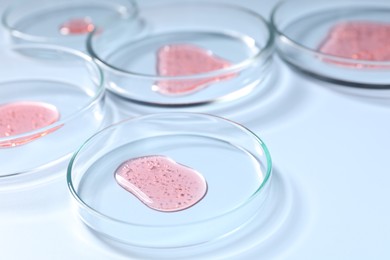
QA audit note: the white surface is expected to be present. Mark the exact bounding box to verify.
[1,0,390,259]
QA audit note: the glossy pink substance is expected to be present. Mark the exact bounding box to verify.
[115,155,207,212]
[59,17,95,35]
[0,101,60,147]
[319,21,390,66]
[156,44,236,95]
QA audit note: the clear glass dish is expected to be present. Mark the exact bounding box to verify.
[67,113,272,248]
[2,0,138,51]
[0,45,105,185]
[271,0,390,87]
[87,1,273,106]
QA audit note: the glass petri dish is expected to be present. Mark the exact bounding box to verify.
[0,45,105,184]
[271,0,390,87]
[2,0,138,51]
[87,1,273,106]
[67,113,272,248]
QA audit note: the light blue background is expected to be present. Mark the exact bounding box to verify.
[0,0,389,259]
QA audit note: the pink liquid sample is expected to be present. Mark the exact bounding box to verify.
[115,155,207,212]
[0,101,60,147]
[156,44,236,95]
[59,17,95,35]
[319,21,390,66]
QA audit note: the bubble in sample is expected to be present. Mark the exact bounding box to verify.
[115,155,207,212]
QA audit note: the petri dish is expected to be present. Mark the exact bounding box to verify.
[67,113,272,248]
[2,0,138,51]
[87,1,274,106]
[271,0,390,87]
[0,45,105,184]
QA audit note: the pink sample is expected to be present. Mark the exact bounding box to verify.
[59,17,95,35]
[115,155,207,212]
[319,21,390,66]
[0,101,60,147]
[156,44,236,95]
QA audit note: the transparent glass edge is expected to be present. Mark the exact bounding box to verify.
[66,113,273,229]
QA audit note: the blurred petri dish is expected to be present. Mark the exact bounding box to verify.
[87,1,273,106]
[67,113,272,248]
[0,45,105,184]
[2,0,138,51]
[271,0,390,87]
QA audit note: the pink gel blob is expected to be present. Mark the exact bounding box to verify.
[0,101,60,147]
[156,44,236,95]
[115,155,208,212]
[59,17,95,35]
[319,21,390,66]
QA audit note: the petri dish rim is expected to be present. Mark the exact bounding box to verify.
[86,1,274,80]
[0,44,105,148]
[67,112,272,228]
[1,0,139,44]
[271,0,390,67]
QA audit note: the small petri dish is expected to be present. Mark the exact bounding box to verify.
[0,45,105,184]
[271,0,390,87]
[87,1,273,106]
[2,0,138,51]
[67,113,272,248]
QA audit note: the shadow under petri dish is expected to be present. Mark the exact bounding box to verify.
[78,168,297,260]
